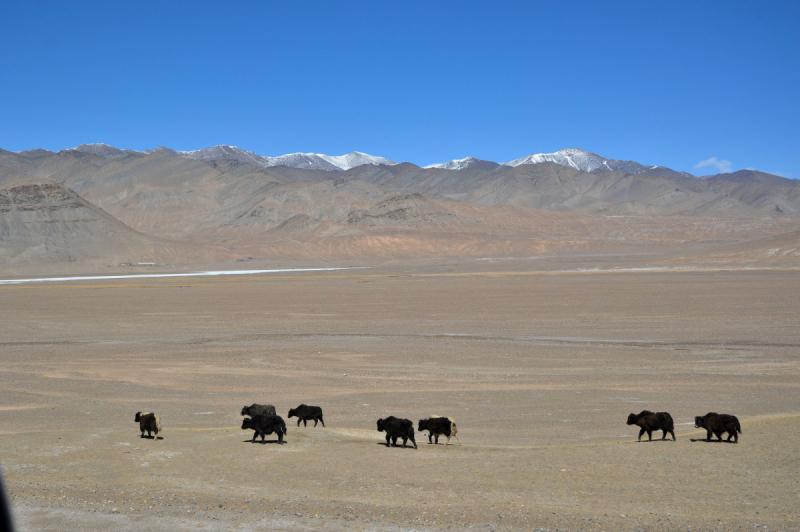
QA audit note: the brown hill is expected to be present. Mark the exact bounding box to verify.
[2,149,800,266]
[0,176,227,266]
[17,148,56,159]
[0,151,288,239]
[346,162,800,216]
[5,149,799,229]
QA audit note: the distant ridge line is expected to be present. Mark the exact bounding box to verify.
[9,143,794,180]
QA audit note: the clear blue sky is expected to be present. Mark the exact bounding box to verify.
[2,1,798,177]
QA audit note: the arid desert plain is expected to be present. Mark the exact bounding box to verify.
[1,259,799,531]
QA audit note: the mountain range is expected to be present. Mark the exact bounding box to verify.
[424,148,691,178]
[14,143,707,177]
[15,143,397,172]
[1,143,799,268]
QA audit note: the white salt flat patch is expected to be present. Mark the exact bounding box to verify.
[0,267,368,285]
[147,451,179,460]
[0,404,48,411]
[41,446,81,457]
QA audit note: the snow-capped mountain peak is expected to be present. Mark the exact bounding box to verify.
[316,151,396,170]
[46,143,689,177]
[504,148,661,175]
[146,145,270,166]
[425,157,504,170]
[505,148,608,171]
[147,145,395,171]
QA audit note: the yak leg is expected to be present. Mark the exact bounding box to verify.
[313,418,318,427]
[445,434,450,445]
[434,434,439,444]
[715,431,723,442]
[428,433,433,444]
[153,429,158,442]
[297,419,302,427]
[669,429,676,441]
[706,430,713,442]
[647,430,653,441]
[638,428,645,441]
[385,434,391,447]
[303,419,308,427]
[319,417,325,427]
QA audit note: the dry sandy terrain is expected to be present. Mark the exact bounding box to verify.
[1,262,799,531]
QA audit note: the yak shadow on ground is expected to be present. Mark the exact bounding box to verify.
[139,436,162,441]
[689,438,738,444]
[243,439,285,445]
[374,442,417,449]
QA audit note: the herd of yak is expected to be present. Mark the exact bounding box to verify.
[134,404,460,448]
[134,407,742,447]
[627,410,742,443]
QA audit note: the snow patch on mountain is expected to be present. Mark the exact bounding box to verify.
[51,143,695,177]
[428,149,655,174]
[505,148,674,175]
[316,151,396,170]
[149,145,396,171]
[506,148,607,171]
[426,157,505,170]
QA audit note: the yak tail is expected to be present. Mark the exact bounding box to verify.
[737,421,742,434]
[154,414,162,433]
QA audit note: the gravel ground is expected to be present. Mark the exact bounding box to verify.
[2,264,799,531]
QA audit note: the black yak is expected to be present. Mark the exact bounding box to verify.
[377,416,417,449]
[240,404,276,417]
[418,417,453,445]
[626,411,675,441]
[695,412,742,443]
[429,415,461,445]
[241,415,287,444]
[287,404,325,427]
[134,412,162,441]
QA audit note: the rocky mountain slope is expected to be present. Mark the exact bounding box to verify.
[18,144,697,176]
[426,148,692,177]
[0,176,224,265]
[2,147,799,266]
[58,144,398,171]
[425,156,505,170]
[346,161,800,216]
